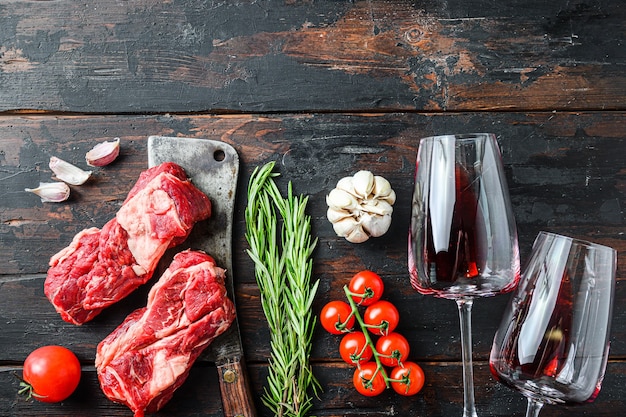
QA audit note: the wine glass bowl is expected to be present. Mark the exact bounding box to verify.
[409,133,520,299]
[408,133,520,417]
[490,231,617,416]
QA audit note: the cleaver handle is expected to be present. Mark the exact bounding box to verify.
[217,357,257,417]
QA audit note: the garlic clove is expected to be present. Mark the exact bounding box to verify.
[373,176,392,198]
[86,137,121,167]
[335,176,355,195]
[360,199,393,216]
[49,156,92,185]
[326,207,352,223]
[331,217,370,243]
[331,216,357,236]
[361,213,392,237]
[326,188,359,211]
[352,170,375,198]
[25,182,71,203]
[345,223,370,243]
[383,188,397,205]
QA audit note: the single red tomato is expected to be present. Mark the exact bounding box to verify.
[21,345,81,403]
[348,270,384,306]
[390,361,425,396]
[375,332,410,367]
[339,331,373,366]
[363,300,400,336]
[320,300,355,334]
[352,361,387,397]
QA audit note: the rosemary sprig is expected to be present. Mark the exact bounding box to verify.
[245,161,321,417]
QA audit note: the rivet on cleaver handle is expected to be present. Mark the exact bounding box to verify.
[148,136,257,417]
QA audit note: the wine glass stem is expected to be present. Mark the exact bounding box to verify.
[525,398,544,417]
[456,298,478,417]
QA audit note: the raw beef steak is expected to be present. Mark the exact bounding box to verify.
[45,162,212,324]
[95,250,235,417]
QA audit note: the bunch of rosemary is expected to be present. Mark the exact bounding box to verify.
[245,161,321,417]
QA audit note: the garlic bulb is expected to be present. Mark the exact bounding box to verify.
[326,170,396,243]
[49,156,92,185]
[86,137,120,167]
[25,182,71,203]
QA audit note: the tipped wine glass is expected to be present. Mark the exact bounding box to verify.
[408,133,520,417]
[490,231,617,417]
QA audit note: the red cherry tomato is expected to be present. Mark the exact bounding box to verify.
[363,300,400,336]
[21,345,81,403]
[320,300,355,334]
[339,331,373,366]
[375,332,410,367]
[353,361,387,397]
[348,270,384,306]
[390,361,425,396]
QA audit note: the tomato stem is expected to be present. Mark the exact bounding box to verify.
[342,285,390,387]
[335,308,356,332]
[350,342,371,364]
[18,382,33,400]
[345,287,374,305]
[17,381,44,401]
[363,320,389,335]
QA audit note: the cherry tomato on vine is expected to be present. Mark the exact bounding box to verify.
[363,300,400,336]
[352,361,387,397]
[320,300,355,334]
[375,332,410,367]
[339,331,373,365]
[390,361,425,396]
[20,345,81,403]
[348,270,384,306]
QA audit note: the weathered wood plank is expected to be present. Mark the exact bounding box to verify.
[1,113,624,274]
[0,0,624,113]
[1,361,625,417]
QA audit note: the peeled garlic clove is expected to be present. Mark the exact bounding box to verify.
[86,137,120,167]
[25,182,70,203]
[326,188,359,211]
[49,156,92,185]
[352,170,375,198]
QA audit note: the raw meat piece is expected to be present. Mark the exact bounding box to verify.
[45,162,212,324]
[96,250,235,417]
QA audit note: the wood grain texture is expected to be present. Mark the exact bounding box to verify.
[1,0,624,415]
[0,113,624,416]
[0,0,624,113]
[1,361,625,417]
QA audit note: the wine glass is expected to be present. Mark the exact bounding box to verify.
[490,231,617,417]
[408,133,520,417]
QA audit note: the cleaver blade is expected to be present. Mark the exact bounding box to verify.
[148,135,257,417]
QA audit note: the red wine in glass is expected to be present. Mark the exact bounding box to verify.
[425,165,487,285]
[409,134,519,300]
[490,231,616,416]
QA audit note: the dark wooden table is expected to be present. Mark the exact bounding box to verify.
[1,1,624,416]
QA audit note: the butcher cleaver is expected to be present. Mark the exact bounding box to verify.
[148,136,257,417]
